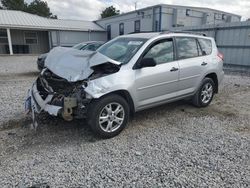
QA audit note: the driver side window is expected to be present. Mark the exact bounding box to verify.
[144,39,174,65]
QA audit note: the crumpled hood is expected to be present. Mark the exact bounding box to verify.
[44,47,121,82]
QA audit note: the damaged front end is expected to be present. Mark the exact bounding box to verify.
[25,47,121,127]
[26,68,91,125]
[25,48,121,127]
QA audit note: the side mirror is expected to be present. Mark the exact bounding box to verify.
[137,58,156,69]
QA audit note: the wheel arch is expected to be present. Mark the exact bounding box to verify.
[100,90,135,116]
[204,72,218,93]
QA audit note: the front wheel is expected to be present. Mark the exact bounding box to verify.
[87,94,130,138]
[192,78,215,107]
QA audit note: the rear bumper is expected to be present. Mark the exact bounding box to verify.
[28,82,62,116]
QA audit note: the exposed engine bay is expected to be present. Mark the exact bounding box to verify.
[38,69,88,121]
[89,62,120,80]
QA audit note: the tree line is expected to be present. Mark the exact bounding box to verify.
[0,0,57,19]
[0,0,120,19]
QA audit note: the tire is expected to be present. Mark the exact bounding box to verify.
[87,94,130,138]
[192,77,215,107]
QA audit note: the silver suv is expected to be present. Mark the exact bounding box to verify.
[26,32,224,138]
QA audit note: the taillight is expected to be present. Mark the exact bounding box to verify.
[217,52,224,60]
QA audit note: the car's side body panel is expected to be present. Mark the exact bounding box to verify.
[85,33,224,112]
[133,60,179,108]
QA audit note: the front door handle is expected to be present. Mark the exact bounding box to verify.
[170,67,179,72]
[201,62,208,66]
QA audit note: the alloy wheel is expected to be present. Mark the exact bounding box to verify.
[98,102,125,133]
[201,83,213,104]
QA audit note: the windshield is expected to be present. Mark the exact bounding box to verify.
[97,37,147,64]
[72,43,87,50]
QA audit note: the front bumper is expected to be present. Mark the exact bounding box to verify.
[27,82,62,116]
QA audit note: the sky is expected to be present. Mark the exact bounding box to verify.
[27,0,250,21]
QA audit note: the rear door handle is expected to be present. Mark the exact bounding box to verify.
[170,67,179,72]
[201,62,208,66]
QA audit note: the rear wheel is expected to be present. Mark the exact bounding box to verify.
[192,78,215,107]
[87,94,129,138]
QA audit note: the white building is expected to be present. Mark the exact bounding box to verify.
[0,10,106,55]
[96,4,241,39]
[0,4,242,55]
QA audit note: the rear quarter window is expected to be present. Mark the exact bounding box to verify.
[197,38,212,55]
[176,37,199,59]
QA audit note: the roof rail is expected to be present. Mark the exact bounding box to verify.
[127,31,159,34]
[161,30,207,36]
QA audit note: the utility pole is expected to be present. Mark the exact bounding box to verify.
[135,1,137,10]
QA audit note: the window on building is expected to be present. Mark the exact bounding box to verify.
[0,29,8,43]
[24,32,38,44]
[143,39,174,65]
[154,21,159,32]
[119,23,124,35]
[214,13,222,20]
[222,14,227,20]
[197,38,212,55]
[107,25,111,40]
[134,20,140,33]
[176,37,199,59]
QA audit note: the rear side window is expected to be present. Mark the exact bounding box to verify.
[197,38,212,55]
[176,37,199,59]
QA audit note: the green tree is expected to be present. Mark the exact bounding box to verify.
[101,6,120,18]
[26,0,57,18]
[0,0,57,18]
[1,0,27,11]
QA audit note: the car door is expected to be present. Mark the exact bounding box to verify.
[134,38,179,109]
[176,37,207,96]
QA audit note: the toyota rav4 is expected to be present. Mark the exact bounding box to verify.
[25,32,224,138]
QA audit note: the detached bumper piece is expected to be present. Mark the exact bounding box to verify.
[30,82,62,116]
[26,82,63,128]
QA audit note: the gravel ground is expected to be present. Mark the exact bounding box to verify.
[0,56,249,187]
[0,56,39,126]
